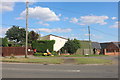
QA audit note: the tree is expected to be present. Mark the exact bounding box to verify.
[5,26,26,43]
[28,30,39,43]
[2,37,8,47]
[61,39,80,54]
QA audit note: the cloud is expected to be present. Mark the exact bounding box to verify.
[1,0,37,2]
[0,2,15,12]
[111,17,117,20]
[0,27,10,37]
[84,34,102,39]
[79,15,109,25]
[63,17,69,21]
[40,34,44,37]
[70,17,78,23]
[110,21,119,28]
[58,14,62,17]
[38,21,49,26]
[16,6,60,21]
[70,15,109,25]
[31,28,72,33]
[84,34,94,36]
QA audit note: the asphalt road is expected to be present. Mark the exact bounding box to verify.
[2,63,118,78]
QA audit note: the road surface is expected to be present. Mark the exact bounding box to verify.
[2,63,118,78]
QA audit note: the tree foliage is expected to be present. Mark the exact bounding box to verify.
[28,30,39,43]
[5,26,26,43]
[61,39,80,54]
[2,37,8,47]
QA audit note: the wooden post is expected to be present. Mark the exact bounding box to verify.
[114,50,116,55]
[104,49,106,55]
[119,49,120,56]
[25,1,29,58]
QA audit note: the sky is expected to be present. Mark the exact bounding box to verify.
[0,1,119,42]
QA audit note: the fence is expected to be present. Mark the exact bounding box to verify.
[1,47,34,57]
[76,49,94,55]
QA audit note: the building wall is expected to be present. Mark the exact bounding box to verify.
[106,43,119,52]
[102,49,120,55]
[104,52,119,55]
[50,35,68,51]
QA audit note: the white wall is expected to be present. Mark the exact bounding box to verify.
[50,35,68,51]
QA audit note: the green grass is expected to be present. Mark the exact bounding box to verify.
[75,58,112,64]
[34,54,108,57]
[1,57,113,65]
[2,58,64,64]
[56,54,108,57]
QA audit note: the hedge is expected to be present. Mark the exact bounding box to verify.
[32,40,55,53]
[34,53,43,56]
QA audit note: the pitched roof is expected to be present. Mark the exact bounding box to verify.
[48,34,68,40]
[78,40,92,49]
[112,42,120,48]
[100,42,120,49]
[41,34,68,40]
[100,43,109,49]
[92,42,101,49]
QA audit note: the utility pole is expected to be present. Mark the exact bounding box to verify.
[88,26,91,54]
[39,31,41,40]
[25,0,29,58]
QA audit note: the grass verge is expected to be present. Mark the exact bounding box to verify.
[56,54,108,57]
[35,54,108,57]
[1,57,112,65]
[2,58,64,64]
[75,58,112,64]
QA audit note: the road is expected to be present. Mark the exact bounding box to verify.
[2,63,118,78]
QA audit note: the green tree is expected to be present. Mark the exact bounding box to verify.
[2,37,8,47]
[5,26,26,43]
[61,39,80,54]
[28,30,39,43]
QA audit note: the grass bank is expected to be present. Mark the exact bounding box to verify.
[2,58,64,64]
[1,56,112,65]
[75,58,112,64]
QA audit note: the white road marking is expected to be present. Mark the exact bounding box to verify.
[3,68,80,72]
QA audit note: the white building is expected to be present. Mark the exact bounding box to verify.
[40,34,68,51]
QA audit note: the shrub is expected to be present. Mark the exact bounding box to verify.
[61,39,80,54]
[34,53,43,56]
[32,40,55,53]
[51,51,58,55]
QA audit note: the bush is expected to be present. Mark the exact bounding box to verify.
[34,53,43,56]
[32,40,55,53]
[51,51,58,55]
[61,39,80,54]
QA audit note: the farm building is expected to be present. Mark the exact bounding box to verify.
[100,42,120,55]
[76,41,101,55]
